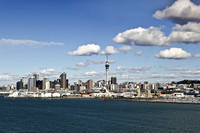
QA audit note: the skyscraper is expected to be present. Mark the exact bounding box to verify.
[66,79,69,88]
[86,79,93,90]
[34,73,39,81]
[28,77,36,91]
[60,73,67,89]
[22,76,28,89]
[16,80,23,90]
[50,79,61,89]
[43,76,50,90]
[36,80,43,90]
[22,76,28,85]
[111,77,117,84]
[105,55,109,85]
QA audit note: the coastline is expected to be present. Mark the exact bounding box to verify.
[4,96,97,99]
[3,96,200,105]
[103,99,200,105]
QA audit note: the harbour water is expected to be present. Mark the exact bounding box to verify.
[0,96,200,133]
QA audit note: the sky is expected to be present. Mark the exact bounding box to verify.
[1,0,200,85]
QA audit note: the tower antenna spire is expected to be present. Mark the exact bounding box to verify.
[105,54,109,85]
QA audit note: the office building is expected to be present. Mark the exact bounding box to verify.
[16,80,23,90]
[22,76,28,85]
[34,73,39,81]
[60,73,68,89]
[36,80,43,90]
[111,77,117,84]
[28,77,36,91]
[50,79,60,89]
[86,79,93,90]
[43,77,50,90]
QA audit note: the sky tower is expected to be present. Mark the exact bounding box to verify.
[105,55,109,85]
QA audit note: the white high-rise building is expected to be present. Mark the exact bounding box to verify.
[28,77,36,91]
[43,76,50,90]
[22,76,28,86]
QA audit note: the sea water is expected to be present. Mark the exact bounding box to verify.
[0,96,200,133]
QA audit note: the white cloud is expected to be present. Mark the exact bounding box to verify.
[167,67,188,71]
[150,73,178,78]
[113,27,170,46]
[135,51,142,56]
[173,22,200,32]
[83,71,104,77]
[194,54,200,58]
[169,31,200,44]
[66,66,79,70]
[34,68,61,79]
[128,66,151,73]
[84,71,98,76]
[66,61,89,71]
[169,22,200,44]
[101,46,119,55]
[92,60,104,64]
[182,74,200,78]
[155,48,191,59]
[92,59,115,64]
[0,73,21,86]
[107,60,115,64]
[0,69,63,85]
[181,70,200,79]
[153,0,200,24]
[182,70,200,75]
[118,75,142,80]
[0,38,63,46]
[118,46,132,53]
[68,44,100,56]
[116,66,126,71]
[0,75,14,81]
[2,72,10,75]
[70,71,106,82]
[76,62,89,67]
[39,68,58,75]
[101,46,133,55]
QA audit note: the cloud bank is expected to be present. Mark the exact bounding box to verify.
[0,38,64,46]
[113,22,200,46]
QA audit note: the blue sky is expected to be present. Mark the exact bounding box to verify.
[1,0,200,85]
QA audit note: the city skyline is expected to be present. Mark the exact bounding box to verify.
[1,0,200,85]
